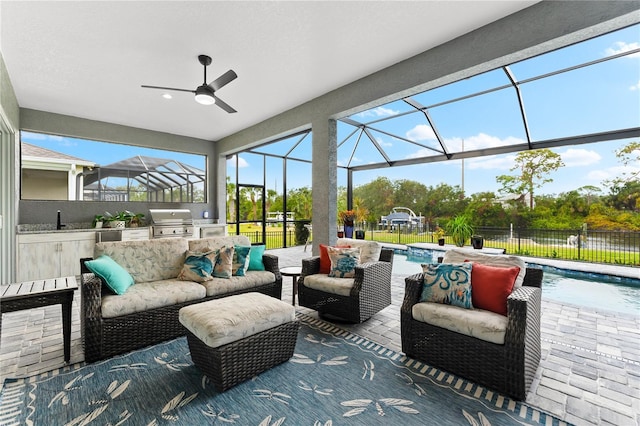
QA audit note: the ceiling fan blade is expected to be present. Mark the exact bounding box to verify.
[209,70,237,91]
[214,95,237,113]
[141,85,195,93]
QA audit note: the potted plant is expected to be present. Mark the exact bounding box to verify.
[445,215,474,247]
[92,214,105,229]
[434,226,446,246]
[125,210,145,228]
[471,235,484,250]
[339,210,356,238]
[110,211,128,229]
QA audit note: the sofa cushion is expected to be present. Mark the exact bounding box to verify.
[302,274,354,297]
[412,302,508,345]
[95,238,189,283]
[470,262,520,316]
[189,235,252,253]
[420,263,473,309]
[442,248,526,289]
[178,250,217,283]
[85,255,134,295]
[179,292,296,348]
[327,246,361,278]
[213,246,234,279]
[199,271,277,297]
[101,279,206,318]
[337,238,381,263]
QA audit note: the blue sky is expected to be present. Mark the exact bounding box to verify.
[24,24,639,198]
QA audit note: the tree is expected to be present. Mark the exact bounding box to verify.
[496,149,564,209]
[353,177,395,224]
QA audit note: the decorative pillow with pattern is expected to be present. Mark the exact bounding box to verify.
[213,245,235,279]
[232,245,252,276]
[178,250,217,283]
[420,263,473,309]
[327,246,361,278]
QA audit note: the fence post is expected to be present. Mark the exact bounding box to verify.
[577,229,581,260]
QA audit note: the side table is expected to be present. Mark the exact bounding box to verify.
[0,276,77,362]
[280,266,302,305]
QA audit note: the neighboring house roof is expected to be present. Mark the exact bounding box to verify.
[21,142,95,166]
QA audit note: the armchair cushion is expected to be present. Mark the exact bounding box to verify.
[443,248,526,289]
[412,302,508,345]
[327,246,361,278]
[420,263,473,309]
[302,274,355,296]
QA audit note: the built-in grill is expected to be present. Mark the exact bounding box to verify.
[149,209,194,238]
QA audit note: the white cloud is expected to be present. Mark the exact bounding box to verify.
[227,155,249,168]
[375,137,393,147]
[406,124,436,141]
[605,41,640,58]
[445,133,526,151]
[630,80,640,91]
[357,106,399,118]
[560,148,601,167]
[467,155,516,170]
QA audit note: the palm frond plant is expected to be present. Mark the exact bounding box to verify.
[445,215,474,247]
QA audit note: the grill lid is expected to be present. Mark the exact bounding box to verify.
[149,209,193,225]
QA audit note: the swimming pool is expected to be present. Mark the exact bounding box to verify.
[392,252,640,316]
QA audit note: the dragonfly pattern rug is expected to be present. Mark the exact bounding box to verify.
[0,313,567,425]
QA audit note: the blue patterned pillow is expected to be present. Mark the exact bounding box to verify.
[213,246,234,279]
[232,245,251,276]
[327,246,361,278]
[178,250,217,282]
[420,263,473,309]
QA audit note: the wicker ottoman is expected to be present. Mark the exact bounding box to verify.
[179,292,299,391]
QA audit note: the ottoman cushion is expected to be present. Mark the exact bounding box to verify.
[179,292,295,348]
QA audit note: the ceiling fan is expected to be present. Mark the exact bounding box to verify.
[141,54,237,113]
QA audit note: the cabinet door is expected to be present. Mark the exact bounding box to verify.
[17,241,61,281]
[59,238,96,277]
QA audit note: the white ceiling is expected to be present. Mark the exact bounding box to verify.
[1,1,538,142]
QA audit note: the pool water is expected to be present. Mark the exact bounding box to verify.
[392,253,640,316]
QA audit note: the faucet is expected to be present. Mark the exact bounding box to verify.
[57,210,66,230]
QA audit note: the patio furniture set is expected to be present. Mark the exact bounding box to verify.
[1,235,542,399]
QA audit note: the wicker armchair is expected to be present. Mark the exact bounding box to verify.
[298,242,394,323]
[401,267,543,400]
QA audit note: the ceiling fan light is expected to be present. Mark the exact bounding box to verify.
[194,86,215,105]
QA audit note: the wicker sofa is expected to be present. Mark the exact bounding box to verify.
[298,238,393,323]
[400,249,543,400]
[80,236,282,362]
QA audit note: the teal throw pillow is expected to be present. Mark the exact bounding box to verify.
[247,244,266,271]
[232,245,252,276]
[420,263,473,309]
[178,250,217,282]
[85,255,134,295]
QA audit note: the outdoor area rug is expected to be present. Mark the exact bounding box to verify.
[0,313,568,426]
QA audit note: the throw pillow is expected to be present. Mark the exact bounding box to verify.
[85,255,134,295]
[327,246,361,278]
[213,246,234,279]
[178,250,217,283]
[469,262,520,316]
[247,244,266,271]
[232,245,252,276]
[442,248,526,289]
[420,263,473,309]
[319,243,351,274]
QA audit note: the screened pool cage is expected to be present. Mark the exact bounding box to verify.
[83,155,205,202]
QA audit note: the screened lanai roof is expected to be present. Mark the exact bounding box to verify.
[245,24,639,174]
[83,155,205,192]
[336,23,640,171]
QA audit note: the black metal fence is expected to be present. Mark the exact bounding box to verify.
[232,221,640,266]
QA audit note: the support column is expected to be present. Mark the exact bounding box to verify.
[311,118,337,254]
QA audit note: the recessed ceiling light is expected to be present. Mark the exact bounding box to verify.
[162,93,172,99]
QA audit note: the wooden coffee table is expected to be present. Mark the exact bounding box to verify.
[0,276,77,362]
[280,266,302,305]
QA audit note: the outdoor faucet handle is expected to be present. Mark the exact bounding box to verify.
[57,210,66,230]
